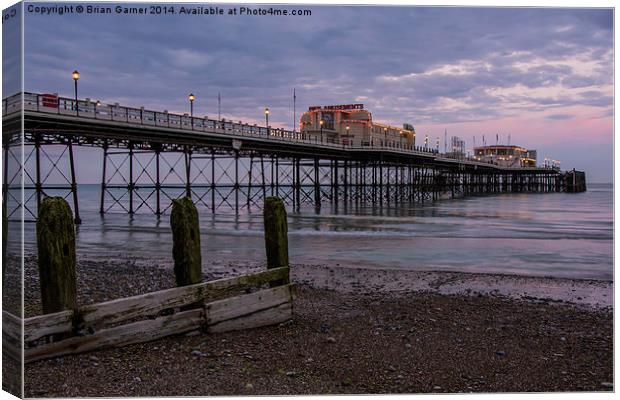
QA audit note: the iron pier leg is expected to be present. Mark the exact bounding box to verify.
[314,157,321,208]
[235,150,239,214]
[184,147,192,199]
[270,155,275,196]
[261,155,267,203]
[99,143,108,215]
[211,148,216,213]
[155,149,161,216]
[295,158,301,211]
[68,138,81,224]
[247,155,253,207]
[379,162,383,203]
[343,160,349,203]
[129,144,134,215]
[334,160,339,204]
[34,134,42,212]
[275,155,280,198]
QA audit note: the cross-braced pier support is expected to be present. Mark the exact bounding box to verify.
[7,135,573,221]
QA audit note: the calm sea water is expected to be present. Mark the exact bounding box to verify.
[19,183,613,280]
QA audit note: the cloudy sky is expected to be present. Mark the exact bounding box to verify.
[10,3,615,181]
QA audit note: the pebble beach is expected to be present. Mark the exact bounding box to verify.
[17,254,613,396]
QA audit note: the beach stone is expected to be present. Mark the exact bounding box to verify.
[245,383,254,390]
[601,382,613,388]
[496,351,507,357]
[326,336,336,343]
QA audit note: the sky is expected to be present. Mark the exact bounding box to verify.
[4,2,615,182]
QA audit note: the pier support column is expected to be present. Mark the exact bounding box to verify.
[155,148,161,216]
[35,134,42,212]
[99,143,108,215]
[235,150,240,214]
[128,144,134,215]
[314,157,321,208]
[184,147,192,199]
[211,148,216,213]
[67,138,81,224]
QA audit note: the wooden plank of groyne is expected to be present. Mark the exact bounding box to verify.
[209,302,293,333]
[2,311,22,343]
[25,308,204,363]
[24,267,289,342]
[23,311,73,343]
[206,284,293,325]
[2,311,22,362]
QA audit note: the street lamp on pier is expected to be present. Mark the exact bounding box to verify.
[346,125,350,146]
[424,134,429,149]
[188,93,195,128]
[72,70,80,116]
[319,119,324,142]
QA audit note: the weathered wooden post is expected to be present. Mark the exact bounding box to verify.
[263,196,289,268]
[37,197,77,314]
[170,196,202,286]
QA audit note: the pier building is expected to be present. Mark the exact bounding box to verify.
[473,145,537,168]
[300,104,416,148]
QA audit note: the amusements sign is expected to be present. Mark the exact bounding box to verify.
[308,104,364,111]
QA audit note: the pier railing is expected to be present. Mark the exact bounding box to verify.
[3,92,558,171]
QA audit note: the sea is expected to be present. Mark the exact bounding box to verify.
[15,183,613,281]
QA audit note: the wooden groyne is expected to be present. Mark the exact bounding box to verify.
[4,196,295,364]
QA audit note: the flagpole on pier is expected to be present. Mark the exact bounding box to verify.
[218,92,221,121]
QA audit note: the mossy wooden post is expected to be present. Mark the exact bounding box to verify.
[171,197,202,286]
[37,197,77,314]
[263,197,289,269]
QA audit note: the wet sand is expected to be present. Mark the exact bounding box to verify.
[18,255,613,396]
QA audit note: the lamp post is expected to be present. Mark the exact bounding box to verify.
[384,127,388,147]
[424,134,428,150]
[319,119,324,142]
[72,70,79,116]
[264,107,270,134]
[188,93,195,128]
[95,100,101,118]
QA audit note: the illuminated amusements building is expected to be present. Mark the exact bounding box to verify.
[300,104,416,148]
[473,145,537,168]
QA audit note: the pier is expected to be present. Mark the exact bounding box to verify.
[2,92,586,223]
